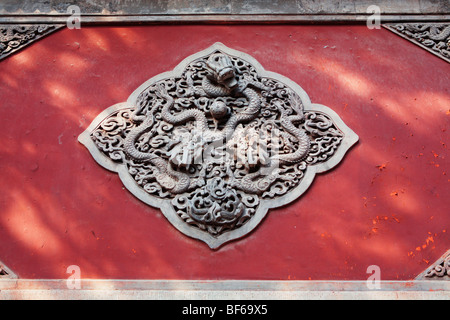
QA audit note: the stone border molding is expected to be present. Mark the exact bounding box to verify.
[0,0,448,19]
[0,279,448,300]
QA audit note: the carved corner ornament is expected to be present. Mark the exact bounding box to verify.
[78,43,358,249]
[383,23,450,63]
[0,260,18,279]
[416,249,450,280]
[0,24,63,61]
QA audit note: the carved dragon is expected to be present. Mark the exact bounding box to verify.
[82,43,357,245]
[123,52,311,195]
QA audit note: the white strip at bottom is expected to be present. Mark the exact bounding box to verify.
[0,280,448,300]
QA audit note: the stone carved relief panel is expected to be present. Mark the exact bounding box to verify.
[78,43,358,249]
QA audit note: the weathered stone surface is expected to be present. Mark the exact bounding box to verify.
[0,0,448,15]
[0,280,449,300]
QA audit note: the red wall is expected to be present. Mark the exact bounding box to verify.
[0,25,448,280]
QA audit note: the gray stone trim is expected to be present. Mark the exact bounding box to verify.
[0,279,449,299]
[0,14,449,25]
[1,0,448,16]
[0,0,449,24]
[383,22,450,63]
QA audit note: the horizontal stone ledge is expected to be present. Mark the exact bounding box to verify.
[0,280,448,300]
[0,14,449,25]
[0,0,448,15]
[1,279,449,291]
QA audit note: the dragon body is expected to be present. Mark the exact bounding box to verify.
[123,53,310,195]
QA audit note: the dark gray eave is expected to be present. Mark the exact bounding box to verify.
[0,0,449,24]
[0,0,449,15]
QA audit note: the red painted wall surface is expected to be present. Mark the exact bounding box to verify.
[0,25,448,280]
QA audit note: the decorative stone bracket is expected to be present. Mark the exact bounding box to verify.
[416,249,450,280]
[0,24,63,61]
[78,43,359,248]
[383,23,450,63]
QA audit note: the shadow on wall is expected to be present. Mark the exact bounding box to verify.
[0,25,448,281]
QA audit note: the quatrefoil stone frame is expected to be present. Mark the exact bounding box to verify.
[78,42,359,249]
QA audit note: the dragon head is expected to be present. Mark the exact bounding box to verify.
[205,53,238,90]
